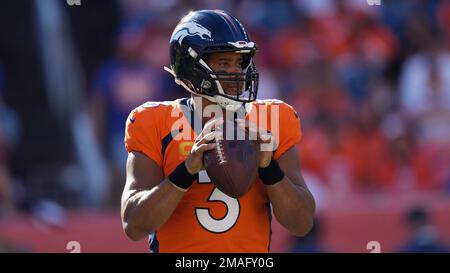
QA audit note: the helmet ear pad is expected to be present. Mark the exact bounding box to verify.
[176,54,216,95]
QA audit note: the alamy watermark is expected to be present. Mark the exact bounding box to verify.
[169,99,280,152]
[366,0,381,6]
[66,241,81,253]
[66,0,81,6]
[366,241,381,253]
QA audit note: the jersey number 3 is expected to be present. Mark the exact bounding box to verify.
[195,170,240,233]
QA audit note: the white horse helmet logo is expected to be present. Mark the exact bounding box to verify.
[173,22,212,45]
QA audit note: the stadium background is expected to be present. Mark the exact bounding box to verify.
[1,0,450,252]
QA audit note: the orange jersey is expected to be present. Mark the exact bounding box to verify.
[124,98,302,253]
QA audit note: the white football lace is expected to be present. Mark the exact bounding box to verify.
[215,138,227,165]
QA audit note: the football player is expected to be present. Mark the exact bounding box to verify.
[121,10,316,252]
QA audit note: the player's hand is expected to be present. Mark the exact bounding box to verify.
[185,118,224,174]
[235,119,276,168]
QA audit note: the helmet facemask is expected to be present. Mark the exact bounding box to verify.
[192,47,259,111]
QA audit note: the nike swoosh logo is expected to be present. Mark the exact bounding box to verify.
[129,117,136,123]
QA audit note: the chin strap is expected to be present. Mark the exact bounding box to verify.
[215,96,243,111]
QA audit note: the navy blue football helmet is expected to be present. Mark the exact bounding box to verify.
[165,10,259,111]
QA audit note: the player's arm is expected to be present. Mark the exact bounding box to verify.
[237,104,315,237]
[121,119,221,241]
[121,151,186,241]
[264,147,316,237]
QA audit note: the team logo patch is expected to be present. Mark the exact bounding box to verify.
[179,141,194,158]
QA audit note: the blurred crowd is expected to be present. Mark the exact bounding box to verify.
[1,0,450,215]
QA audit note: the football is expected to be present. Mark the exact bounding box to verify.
[203,120,258,198]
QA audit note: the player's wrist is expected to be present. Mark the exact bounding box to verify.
[258,158,285,186]
[258,157,272,168]
[184,162,197,175]
[168,161,196,191]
